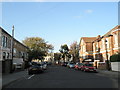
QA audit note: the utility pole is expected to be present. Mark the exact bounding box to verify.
[11,25,14,73]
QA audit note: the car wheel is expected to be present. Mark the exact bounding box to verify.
[94,71,98,73]
[28,72,32,75]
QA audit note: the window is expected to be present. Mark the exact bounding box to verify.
[8,39,11,48]
[96,43,98,51]
[2,36,5,47]
[101,39,105,50]
[2,36,8,48]
[5,37,8,48]
[114,33,118,45]
[106,38,109,49]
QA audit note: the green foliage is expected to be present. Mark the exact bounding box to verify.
[110,53,120,62]
[22,37,54,61]
[59,44,69,54]
[59,44,69,60]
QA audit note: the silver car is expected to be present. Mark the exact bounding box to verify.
[67,62,75,68]
[41,62,47,70]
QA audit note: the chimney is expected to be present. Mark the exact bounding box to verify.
[97,35,101,38]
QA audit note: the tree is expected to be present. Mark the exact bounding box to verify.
[59,44,70,61]
[69,41,79,62]
[22,37,54,61]
[54,53,61,61]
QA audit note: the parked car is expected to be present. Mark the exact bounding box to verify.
[41,62,47,70]
[13,62,24,70]
[74,62,84,70]
[28,64,44,75]
[61,62,68,67]
[60,62,64,66]
[67,62,75,68]
[81,64,97,72]
[47,62,52,65]
[64,62,68,67]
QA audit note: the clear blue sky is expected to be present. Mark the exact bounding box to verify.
[1,2,118,52]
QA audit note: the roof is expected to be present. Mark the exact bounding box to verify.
[103,25,120,37]
[80,37,97,43]
[0,26,29,49]
[92,25,120,43]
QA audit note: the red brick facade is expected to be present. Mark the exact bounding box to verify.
[79,25,120,63]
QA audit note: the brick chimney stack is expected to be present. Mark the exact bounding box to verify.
[97,35,101,38]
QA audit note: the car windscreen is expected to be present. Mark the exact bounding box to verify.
[85,64,92,66]
[37,64,42,66]
[70,63,74,64]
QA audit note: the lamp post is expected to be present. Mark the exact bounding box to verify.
[11,25,14,73]
[105,39,110,71]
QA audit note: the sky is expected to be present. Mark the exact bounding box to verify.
[1,1,118,52]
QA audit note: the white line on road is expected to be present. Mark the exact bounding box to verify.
[28,74,35,80]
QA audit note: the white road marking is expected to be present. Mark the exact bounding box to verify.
[28,74,35,80]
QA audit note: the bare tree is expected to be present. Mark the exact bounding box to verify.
[69,41,79,62]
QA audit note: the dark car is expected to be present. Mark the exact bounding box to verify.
[81,64,97,72]
[28,64,44,75]
[64,62,68,67]
[74,62,84,70]
[47,62,52,65]
[61,62,68,67]
[41,62,47,70]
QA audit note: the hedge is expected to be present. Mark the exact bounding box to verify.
[110,54,120,62]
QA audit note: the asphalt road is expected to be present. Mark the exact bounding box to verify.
[3,65,118,88]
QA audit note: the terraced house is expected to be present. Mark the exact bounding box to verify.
[93,25,120,62]
[0,27,29,73]
[79,25,120,63]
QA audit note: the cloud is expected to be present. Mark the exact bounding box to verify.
[85,9,93,13]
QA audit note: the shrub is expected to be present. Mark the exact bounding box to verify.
[110,53,120,62]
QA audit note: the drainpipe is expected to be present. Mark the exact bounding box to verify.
[105,39,111,71]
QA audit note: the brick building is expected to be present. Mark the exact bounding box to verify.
[93,25,120,62]
[79,37,97,63]
[79,25,120,63]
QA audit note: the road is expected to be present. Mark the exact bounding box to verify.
[3,65,118,88]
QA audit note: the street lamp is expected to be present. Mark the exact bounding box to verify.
[10,25,14,73]
[105,39,111,71]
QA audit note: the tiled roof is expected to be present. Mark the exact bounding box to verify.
[103,25,120,37]
[81,37,97,42]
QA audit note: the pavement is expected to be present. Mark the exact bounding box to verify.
[97,69,119,79]
[1,69,28,90]
[1,67,119,89]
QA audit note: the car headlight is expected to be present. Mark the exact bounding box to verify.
[40,66,43,68]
